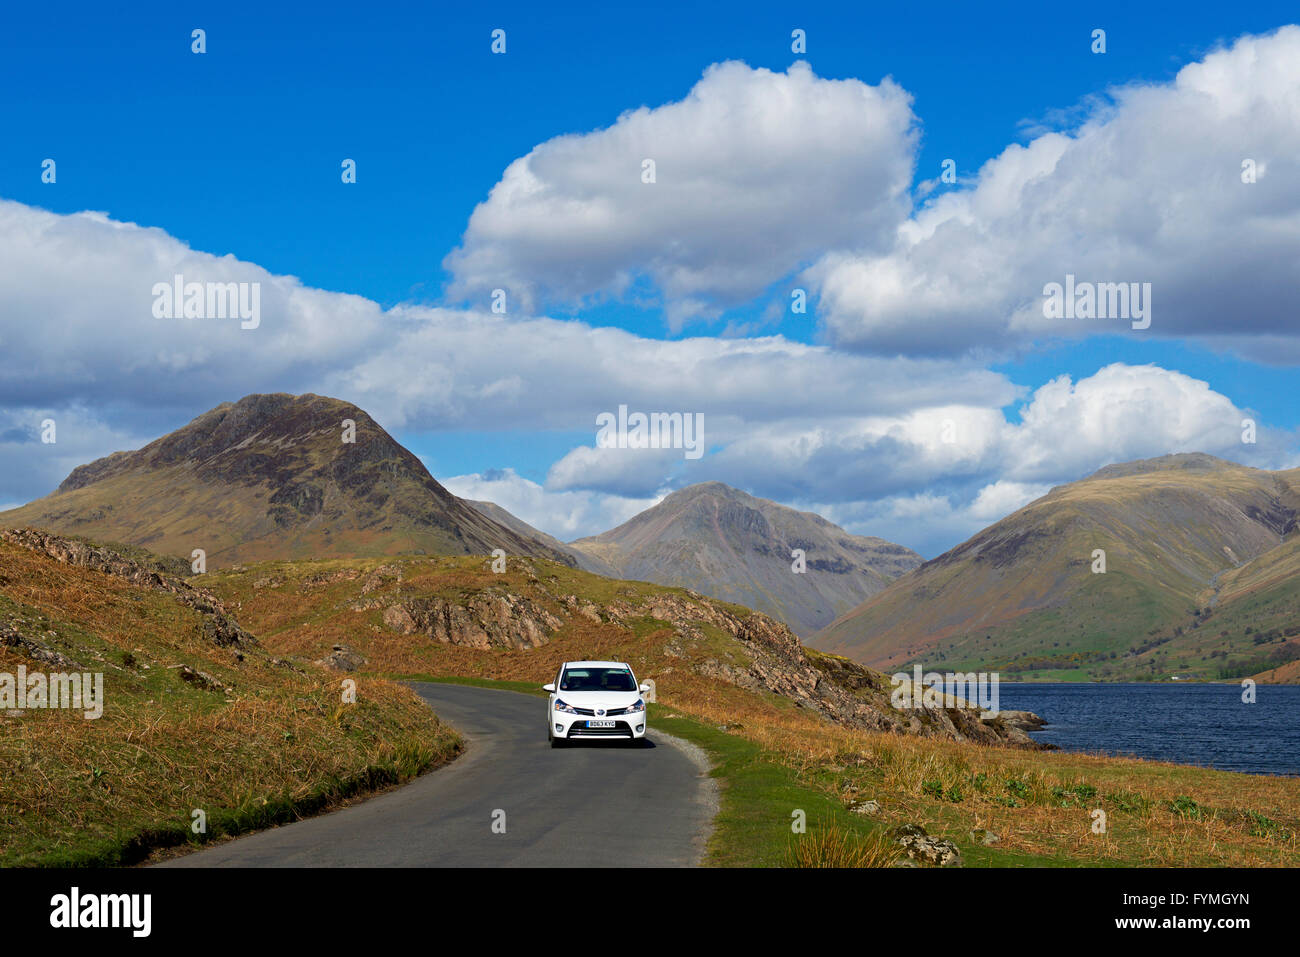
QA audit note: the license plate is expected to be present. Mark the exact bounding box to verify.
[587,720,615,728]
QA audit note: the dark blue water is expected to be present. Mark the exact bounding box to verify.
[995,683,1300,776]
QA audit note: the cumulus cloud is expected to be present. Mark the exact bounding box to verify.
[1001,363,1268,481]
[543,364,1288,542]
[0,206,1014,433]
[545,445,690,498]
[820,493,982,559]
[0,198,1015,509]
[968,481,1053,522]
[0,200,387,412]
[443,60,917,327]
[810,27,1300,360]
[323,311,1014,435]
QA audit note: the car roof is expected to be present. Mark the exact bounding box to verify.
[562,660,630,669]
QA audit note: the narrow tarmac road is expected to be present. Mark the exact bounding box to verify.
[159,683,716,867]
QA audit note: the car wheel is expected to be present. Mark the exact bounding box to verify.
[550,735,566,748]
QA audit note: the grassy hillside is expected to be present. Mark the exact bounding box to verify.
[197,552,1019,746]
[200,554,1300,867]
[9,526,1293,869]
[814,455,1300,681]
[0,531,459,866]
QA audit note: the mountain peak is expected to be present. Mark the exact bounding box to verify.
[1086,452,1240,482]
[59,392,380,493]
[658,481,749,505]
[6,393,572,567]
[570,482,920,635]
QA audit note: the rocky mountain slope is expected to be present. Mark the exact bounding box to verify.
[813,454,1300,682]
[567,482,920,637]
[0,393,572,569]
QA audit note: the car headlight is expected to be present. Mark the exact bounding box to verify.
[627,698,646,713]
[554,699,578,714]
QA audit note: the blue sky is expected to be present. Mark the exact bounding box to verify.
[4,0,1289,311]
[2,1,1299,555]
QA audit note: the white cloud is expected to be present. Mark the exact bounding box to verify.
[1002,363,1263,481]
[0,200,388,411]
[441,468,657,541]
[540,364,1285,539]
[443,60,917,328]
[545,445,690,497]
[810,27,1300,359]
[0,196,1013,470]
[0,197,1025,519]
[0,404,153,507]
[818,494,976,559]
[968,481,1052,522]
[320,311,1016,436]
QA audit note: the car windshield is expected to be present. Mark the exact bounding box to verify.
[560,667,637,692]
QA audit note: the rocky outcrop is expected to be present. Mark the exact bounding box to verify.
[892,824,963,867]
[178,665,227,692]
[317,643,367,671]
[0,528,256,650]
[0,623,83,670]
[588,590,1046,749]
[382,593,563,650]
[361,565,402,595]
[997,710,1048,732]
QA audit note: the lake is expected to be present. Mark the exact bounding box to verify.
[995,682,1300,776]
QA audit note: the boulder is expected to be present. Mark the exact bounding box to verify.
[317,644,366,671]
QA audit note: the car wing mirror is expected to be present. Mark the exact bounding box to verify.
[639,682,650,693]
[542,683,556,693]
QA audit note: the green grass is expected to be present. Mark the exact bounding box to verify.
[655,714,872,866]
[398,673,547,697]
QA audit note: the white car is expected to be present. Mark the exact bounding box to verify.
[544,660,651,747]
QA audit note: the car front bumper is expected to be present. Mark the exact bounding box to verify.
[553,710,647,740]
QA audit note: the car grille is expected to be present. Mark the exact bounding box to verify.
[566,720,633,738]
